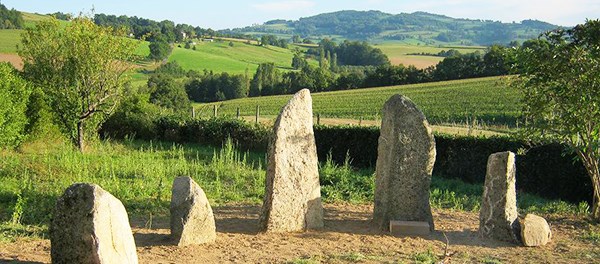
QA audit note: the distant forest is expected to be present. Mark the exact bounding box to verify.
[229,10,560,45]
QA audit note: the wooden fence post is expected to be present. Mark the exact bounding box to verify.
[255,105,260,124]
[213,105,217,117]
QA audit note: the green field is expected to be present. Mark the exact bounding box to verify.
[197,76,521,126]
[0,29,23,53]
[169,41,314,74]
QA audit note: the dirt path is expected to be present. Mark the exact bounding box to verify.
[0,203,597,263]
[0,53,23,70]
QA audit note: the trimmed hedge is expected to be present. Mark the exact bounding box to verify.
[102,116,593,204]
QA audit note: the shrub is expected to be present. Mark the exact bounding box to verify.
[0,63,30,148]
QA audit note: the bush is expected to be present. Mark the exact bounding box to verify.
[101,91,161,140]
[0,63,30,148]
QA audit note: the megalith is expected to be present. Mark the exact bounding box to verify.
[479,151,519,242]
[520,214,552,247]
[170,176,216,246]
[373,94,436,231]
[50,183,138,264]
[260,89,324,232]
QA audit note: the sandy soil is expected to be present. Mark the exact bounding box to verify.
[0,53,23,70]
[0,203,598,263]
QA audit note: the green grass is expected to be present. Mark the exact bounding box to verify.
[0,138,266,227]
[198,76,521,126]
[0,29,23,53]
[0,137,586,242]
[169,41,314,74]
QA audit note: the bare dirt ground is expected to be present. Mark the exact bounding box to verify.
[1,203,598,263]
[0,53,23,70]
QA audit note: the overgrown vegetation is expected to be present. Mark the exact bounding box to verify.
[0,63,30,148]
[0,3,24,29]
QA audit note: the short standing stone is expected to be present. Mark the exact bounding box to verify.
[373,94,436,231]
[170,176,216,246]
[479,151,519,242]
[50,183,138,264]
[520,214,552,247]
[260,89,324,232]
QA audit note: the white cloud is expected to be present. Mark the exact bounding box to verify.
[253,1,315,12]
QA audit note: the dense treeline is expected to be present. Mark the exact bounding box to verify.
[307,39,390,66]
[0,4,24,29]
[93,13,256,43]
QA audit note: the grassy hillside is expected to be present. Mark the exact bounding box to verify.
[197,76,521,126]
[169,41,315,74]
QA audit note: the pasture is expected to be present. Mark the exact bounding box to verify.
[169,41,317,75]
[197,76,521,127]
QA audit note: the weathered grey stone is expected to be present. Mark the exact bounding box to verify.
[479,151,520,242]
[50,183,138,264]
[373,94,436,231]
[170,176,216,246]
[520,214,552,247]
[260,89,324,232]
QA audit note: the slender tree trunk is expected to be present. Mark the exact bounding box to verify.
[77,120,85,153]
[592,170,600,220]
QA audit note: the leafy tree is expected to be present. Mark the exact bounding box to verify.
[19,17,136,152]
[516,20,600,219]
[292,52,308,70]
[149,37,172,62]
[250,63,281,96]
[0,63,30,148]
[147,74,190,112]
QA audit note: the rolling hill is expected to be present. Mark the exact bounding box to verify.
[226,10,559,46]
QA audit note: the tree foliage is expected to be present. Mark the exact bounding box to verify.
[0,63,30,148]
[0,3,24,29]
[18,17,136,151]
[516,20,600,219]
[149,37,172,62]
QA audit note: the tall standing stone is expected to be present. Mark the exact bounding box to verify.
[260,89,324,232]
[479,151,519,242]
[50,183,138,264]
[170,176,216,246]
[373,95,436,231]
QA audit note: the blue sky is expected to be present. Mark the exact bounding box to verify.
[2,0,598,29]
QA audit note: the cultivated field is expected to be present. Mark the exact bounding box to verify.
[376,44,487,69]
[197,76,521,127]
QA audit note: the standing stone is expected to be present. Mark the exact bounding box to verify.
[479,151,519,242]
[260,89,324,232]
[520,214,552,247]
[373,95,436,231]
[170,176,216,246]
[50,183,138,264]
